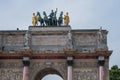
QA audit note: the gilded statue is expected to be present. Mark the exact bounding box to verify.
[32,13,37,26]
[64,12,70,26]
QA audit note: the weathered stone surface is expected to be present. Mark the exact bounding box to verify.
[32,35,67,45]
[0,27,108,52]
[0,27,111,80]
[0,69,23,80]
[30,60,67,80]
[73,68,98,80]
[74,59,98,68]
[29,26,71,31]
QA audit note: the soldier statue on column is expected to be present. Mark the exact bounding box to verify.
[24,30,30,49]
[97,27,107,49]
[66,30,73,49]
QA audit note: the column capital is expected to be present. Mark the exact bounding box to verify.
[67,57,73,66]
[23,57,30,66]
[67,57,73,60]
[98,56,105,66]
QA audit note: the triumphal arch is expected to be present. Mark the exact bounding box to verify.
[0,10,112,80]
[0,25,112,80]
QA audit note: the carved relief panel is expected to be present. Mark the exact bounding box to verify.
[73,69,98,80]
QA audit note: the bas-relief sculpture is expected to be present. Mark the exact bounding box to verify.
[32,9,69,26]
[74,69,98,80]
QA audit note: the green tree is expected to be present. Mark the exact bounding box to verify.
[109,65,120,80]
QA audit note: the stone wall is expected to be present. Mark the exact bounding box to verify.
[0,60,23,80]
[0,27,108,52]
[0,27,111,80]
[0,59,110,80]
[30,59,67,80]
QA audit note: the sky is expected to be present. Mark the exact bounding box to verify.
[0,0,120,78]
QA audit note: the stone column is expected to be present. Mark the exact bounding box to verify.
[67,57,73,80]
[98,56,105,80]
[23,57,30,80]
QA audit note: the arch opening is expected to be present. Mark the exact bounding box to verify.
[42,74,63,80]
[34,68,64,80]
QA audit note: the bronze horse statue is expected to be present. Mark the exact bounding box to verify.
[43,11,49,26]
[37,12,44,26]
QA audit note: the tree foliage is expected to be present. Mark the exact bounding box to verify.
[109,65,120,80]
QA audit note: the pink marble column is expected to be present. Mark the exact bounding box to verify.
[98,56,105,80]
[23,57,30,80]
[99,66,104,80]
[67,57,73,80]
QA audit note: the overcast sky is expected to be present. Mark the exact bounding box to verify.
[0,0,120,71]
